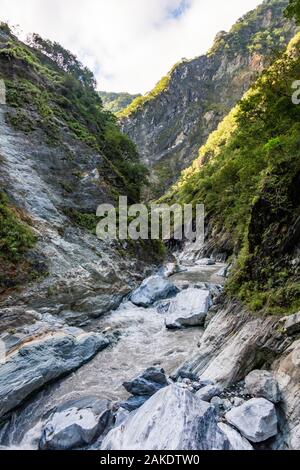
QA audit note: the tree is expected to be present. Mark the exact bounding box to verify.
[285,0,300,24]
[27,33,96,89]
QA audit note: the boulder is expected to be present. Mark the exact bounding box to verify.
[162,263,186,278]
[225,398,278,443]
[196,258,216,266]
[123,367,168,397]
[284,312,300,336]
[216,266,228,278]
[40,397,111,450]
[218,423,253,450]
[0,332,109,418]
[119,396,149,412]
[196,384,222,402]
[101,385,230,450]
[245,370,281,404]
[130,276,178,308]
[165,288,211,329]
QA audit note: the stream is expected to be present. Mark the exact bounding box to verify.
[0,262,226,450]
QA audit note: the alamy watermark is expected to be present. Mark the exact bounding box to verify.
[292,80,300,104]
[96,197,205,250]
[0,79,6,105]
[0,339,6,365]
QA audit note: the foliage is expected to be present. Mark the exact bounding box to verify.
[0,30,148,203]
[118,73,174,119]
[98,91,141,114]
[165,32,300,314]
[0,192,36,260]
[285,0,300,23]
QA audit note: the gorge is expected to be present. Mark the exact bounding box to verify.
[0,0,300,452]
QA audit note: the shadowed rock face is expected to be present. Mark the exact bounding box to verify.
[39,397,111,450]
[0,330,110,419]
[120,1,296,195]
[101,385,230,451]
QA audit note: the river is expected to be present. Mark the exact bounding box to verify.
[0,262,225,449]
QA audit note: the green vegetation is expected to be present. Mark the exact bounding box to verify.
[164,33,300,315]
[0,192,36,261]
[118,70,176,119]
[210,0,295,59]
[120,1,296,121]
[285,0,300,22]
[0,29,149,203]
[98,91,141,114]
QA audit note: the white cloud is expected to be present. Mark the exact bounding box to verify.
[0,0,262,93]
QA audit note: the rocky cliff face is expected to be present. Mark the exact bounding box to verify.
[0,26,159,321]
[120,0,297,196]
[98,91,141,114]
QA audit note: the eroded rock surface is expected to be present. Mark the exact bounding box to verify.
[101,385,230,450]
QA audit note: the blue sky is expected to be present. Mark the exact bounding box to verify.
[0,0,263,94]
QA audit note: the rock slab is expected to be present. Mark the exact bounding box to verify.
[165,288,211,329]
[101,385,230,450]
[0,332,109,418]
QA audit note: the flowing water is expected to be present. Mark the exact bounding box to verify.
[0,263,225,449]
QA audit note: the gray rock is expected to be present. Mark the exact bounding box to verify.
[216,266,228,278]
[165,288,211,329]
[114,408,130,427]
[196,258,216,266]
[225,398,278,443]
[290,424,300,450]
[101,385,230,450]
[196,385,222,402]
[0,332,109,418]
[40,397,111,450]
[123,367,168,397]
[233,397,246,408]
[218,423,254,450]
[245,370,281,404]
[284,312,300,336]
[119,396,149,412]
[130,276,178,308]
[211,396,224,410]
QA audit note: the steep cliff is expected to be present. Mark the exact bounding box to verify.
[99,91,141,114]
[120,0,297,196]
[0,25,160,318]
[164,32,300,315]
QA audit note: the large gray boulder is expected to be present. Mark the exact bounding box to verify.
[101,385,230,450]
[123,367,168,397]
[130,276,178,308]
[218,423,253,450]
[245,370,280,404]
[225,398,278,443]
[284,312,300,336]
[165,288,211,329]
[0,332,109,418]
[40,397,111,450]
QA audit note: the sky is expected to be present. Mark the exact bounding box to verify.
[0,0,263,94]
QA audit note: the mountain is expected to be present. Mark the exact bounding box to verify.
[120,0,297,196]
[163,31,300,315]
[0,25,161,309]
[99,91,141,114]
